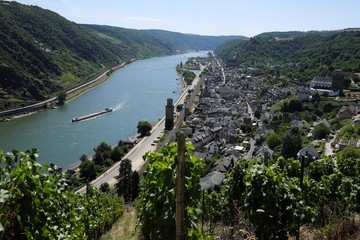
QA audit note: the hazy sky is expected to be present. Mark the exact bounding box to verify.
[15,0,360,37]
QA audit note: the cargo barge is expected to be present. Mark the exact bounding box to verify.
[72,108,112,122]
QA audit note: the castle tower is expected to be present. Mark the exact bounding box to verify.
[332,70,344,95]
[165,98,174,130]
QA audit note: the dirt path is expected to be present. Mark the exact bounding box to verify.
[100,205,137,240]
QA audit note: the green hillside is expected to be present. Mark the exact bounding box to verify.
[80,24,173,59]
[0,2,173,110]
[215,30,360,82]
[140,29,246,50]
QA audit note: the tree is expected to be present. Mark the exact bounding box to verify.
[94,142,112,158]
[79,160,96,181]
[110,146,124,162]
[93,142,112,166]
[100,182,110,193]
[254,108,261,119]
[115,159,133,202]
[266,133,282,150]
[137,121,152,136]
[313,123,331,139]
[337,146,360,160]
[57,91,67,105]
[281,128,302,159]
[311,91,321,102]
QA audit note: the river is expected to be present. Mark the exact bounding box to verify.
[0,51,208,169]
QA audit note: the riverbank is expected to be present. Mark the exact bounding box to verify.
[0,62,128,121]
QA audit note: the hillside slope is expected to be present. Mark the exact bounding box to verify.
[140,29,246,50]
[215,31,360,81]
[0,2,173,110]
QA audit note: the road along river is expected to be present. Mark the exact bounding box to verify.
[0,51,208,170]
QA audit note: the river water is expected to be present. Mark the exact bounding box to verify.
[0,51,207,169]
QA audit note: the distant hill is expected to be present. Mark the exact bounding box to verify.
[80,24,173,59]
[215,30,360,82]
[139,29,247,50]
[255,28,360,38]
[0,2,173,110]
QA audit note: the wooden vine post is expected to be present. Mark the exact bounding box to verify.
[176,132,186,240]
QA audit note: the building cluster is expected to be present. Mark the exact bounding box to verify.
[180,62,360,191]
[180,64,309,190]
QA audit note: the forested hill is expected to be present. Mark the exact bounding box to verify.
[215,30,360,82]
[0,2,173,110]
[139,29,247,50]
[81,26,247,51]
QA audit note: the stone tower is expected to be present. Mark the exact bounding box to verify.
[332,70,344,95]
[165,98,174,130]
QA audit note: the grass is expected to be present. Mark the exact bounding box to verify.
[270,99,286,112]
[100,205,138,240]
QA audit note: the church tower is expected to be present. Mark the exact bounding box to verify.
[165,98,174,130]
[332,70,344,95]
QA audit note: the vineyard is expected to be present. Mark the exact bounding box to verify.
[0,149,124,240]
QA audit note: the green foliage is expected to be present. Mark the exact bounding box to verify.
[137,142,205,239]
[79,159,97,181]
[115,159,133,202]
[337,146,360,160]
[0,2,175,110]
[281,128,302,159]
[0,149,124,239]
[100,182,110,193]
[182,70,196,85]
[308,158,335,181]
[93,142,112,166]
[56,90,67,105]
[254,109,261,119]
[337,155,360,177]
[140,29,246,51]
[266,133,282,150]
[313,123,331,140]
[337,124,360,139]
[223,154,360,239]
[110,146,124,162]
[215,31,360,82]
[281,98,303,113]
[224,157,306,239]
[137,121,152,136]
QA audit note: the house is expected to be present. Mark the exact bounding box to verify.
[123,136,137,146]
[208,141,220,154]
[212,155,238,173]
[254,145,274,161]
[354,115,360,127]
[337,105,357,119]
[291,120,310,129]
[297,145,319,160]
[200,171,226,190]
[313,118,330,128]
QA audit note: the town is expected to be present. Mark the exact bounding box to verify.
[174,56,360,191]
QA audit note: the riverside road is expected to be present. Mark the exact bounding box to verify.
[76,64,206,193]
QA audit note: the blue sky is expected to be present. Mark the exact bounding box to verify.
[15,0,360,37]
